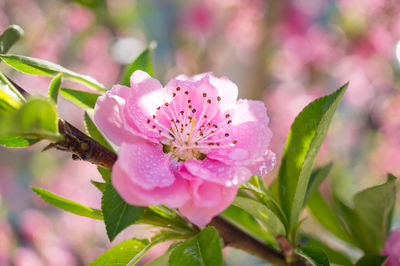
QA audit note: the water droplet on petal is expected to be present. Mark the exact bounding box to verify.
[228,149,249,161]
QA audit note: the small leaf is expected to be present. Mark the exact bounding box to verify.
[0,136,38,148]
[295,246,330,266]
[84,112,114,152]
[147,252,171,266]
[137,205,197,235]
[277,83,347,235]
[70,0,106,9]
[48,73,62,103]
[0,86,21,112]
[121,47,154,86]
[31,187,103,220]
[102,183,145,241]
[332,195,372,253]
[222,205,278,247]
[89,238,149,266]
[300,235,353,266]
[353,174,396,252]
[91,180,107,192]
[0,98,61,142]
[0,54,107,92]
[0,78,37,147]
[169,226,223,266]
[307,192,351,243]
[0,71,25,104]
[128,231,187,265]
[240,181,288,228]
[147,243,179,266]
[232,196,286,236]
[305,163,333,203]
[97,167,111,182]
[60,88,100,110]
[355,255,388,266]
[0,25,24,54]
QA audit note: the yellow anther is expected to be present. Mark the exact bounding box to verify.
[187,117,196,142]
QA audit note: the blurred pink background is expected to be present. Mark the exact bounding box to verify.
[0,0,399,265]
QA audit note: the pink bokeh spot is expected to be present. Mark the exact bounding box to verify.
[94,70,275,226]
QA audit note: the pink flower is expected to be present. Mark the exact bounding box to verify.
[94,71,275,226]
[382,229,400,266]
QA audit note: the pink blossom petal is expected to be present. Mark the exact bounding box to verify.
[112,143,190,208]
[116,142,176,190]
[179,171,222,208]
[124,71,171,142]
[184,158,252,186]
[174,72,238,113]
[179,184,238,226]
[165,74,220,124]
[207,100,273,167]
[382,229,400,266]
[94,85,142,145]
[246,150,276,176]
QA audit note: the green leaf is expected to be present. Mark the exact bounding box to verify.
[147,252,171,266]
[89,238,149,266]
[295,246,330,266]
[84,112,114,152]
[232,196,286,236]
[169,226,223,266]
[300,235,353,266]
[0,98,61,142]
[307,192,351,243]
[0,75,36,147]
[31,187,103,220]
[0,136,38,148]
[353,174,396,252]
[91,180,107,192]
[0,71,25,104]
[355,255,388,266]
[147,243,179,266]
[0,86,21,112]
[222,205,277,247]
[102,183,145,241]
[60,88,100,110]
[0,54,107,92]
[70,0,106,9]
[0,25,24,54]
[332,195,372,253]
[90,231,185,266]
[305,163,333,203]
[97,167,111,182]
[277,83,347,235]
[136,205,197,235]
[48,73,62,103]
[121,47,154,86]
[127,231,187,265]
[240,180,288,228]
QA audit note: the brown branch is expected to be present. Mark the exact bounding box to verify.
[210,217,288,265]
[43,120,117,170]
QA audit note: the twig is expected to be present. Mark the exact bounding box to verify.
[43,120,117,170]
[210,217,288,265]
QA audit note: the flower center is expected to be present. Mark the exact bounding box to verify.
[145,86,237,161]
